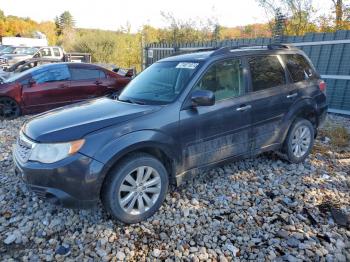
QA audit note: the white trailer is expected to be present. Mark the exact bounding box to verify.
[1,37,48,47]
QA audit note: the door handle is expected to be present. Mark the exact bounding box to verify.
[95,80,102,85]
[286,93,298,99]
[236,105,252,112]
[59,84,68,88]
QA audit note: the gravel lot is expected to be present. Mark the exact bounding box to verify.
[0,114,349,261]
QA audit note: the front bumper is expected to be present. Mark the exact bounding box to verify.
[13,152,105,208]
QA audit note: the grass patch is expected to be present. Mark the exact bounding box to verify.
[326,126,350,148]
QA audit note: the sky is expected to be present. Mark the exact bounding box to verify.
[0,0,332,32]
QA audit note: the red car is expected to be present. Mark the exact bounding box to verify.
[0,63,132,118]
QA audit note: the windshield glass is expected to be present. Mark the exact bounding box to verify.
[119,61,200,104]
[0,45,9,51]
[15,47,38,55]
[4,65,40,83]
[0,46,15,54]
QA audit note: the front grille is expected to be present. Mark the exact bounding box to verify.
[14,132,34,163]
[0,58,7,64]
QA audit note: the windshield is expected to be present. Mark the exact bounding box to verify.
[119,61,200,104]
[0,45,9,51]
[15,47,38,55]
[4,65,40,83]
[0,46,15,54]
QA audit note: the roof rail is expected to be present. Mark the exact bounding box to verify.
[169,47,218,57]
[267,43,296,50]
[209,46,231,57]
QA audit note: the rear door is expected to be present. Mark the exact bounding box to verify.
[247,54,293,152]
[21,64,72,113]
[179,58,252,171]
[68,66,107,103]
[280,53,319,97]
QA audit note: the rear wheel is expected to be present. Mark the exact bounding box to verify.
[101,153,169,224]
[282,118,314,163]
[0,97,20,119]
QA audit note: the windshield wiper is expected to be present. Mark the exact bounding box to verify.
[117,97,145,105]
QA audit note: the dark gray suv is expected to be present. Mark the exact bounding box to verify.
[13,44,328,223]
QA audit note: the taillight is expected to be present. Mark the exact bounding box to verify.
[319,80,327,92]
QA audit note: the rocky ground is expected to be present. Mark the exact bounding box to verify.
[0,114,349,261]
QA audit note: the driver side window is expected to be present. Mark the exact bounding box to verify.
[32,65,70,84]
[194,59,245,101]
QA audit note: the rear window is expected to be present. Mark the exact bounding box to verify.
[53,48,61,57]
[281,54,316,82]
[70,68,105,80]
[248,55,286,92]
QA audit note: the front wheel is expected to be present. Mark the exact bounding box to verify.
[0,97,21,119]
[282,118,315,163]
[101,153,169,224]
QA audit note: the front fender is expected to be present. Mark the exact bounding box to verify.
[91,129,179,168]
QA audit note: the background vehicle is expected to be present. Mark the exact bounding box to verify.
[0,46,64,68]
[0,46,37,56]
[1,36,48,47]
[0,62,132,118]
[13,45,327,223]
[0,58,62,81]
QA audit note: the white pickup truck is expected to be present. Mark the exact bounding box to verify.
[0,46,65,68]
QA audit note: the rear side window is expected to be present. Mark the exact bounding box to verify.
[99,70,106,78]
[40,48,52,57]
[281,54,316,82]
[70,68,104,80]
[32,65,70,83]
[53,48,61,57]
[248,56,286,92]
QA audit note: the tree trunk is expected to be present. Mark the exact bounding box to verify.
[333,0,343,29]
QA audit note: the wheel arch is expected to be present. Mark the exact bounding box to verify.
[94,130,180,197]
[279,98,319,143]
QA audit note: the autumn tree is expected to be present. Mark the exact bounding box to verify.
[256,0,317,35]
[55,11,75,35]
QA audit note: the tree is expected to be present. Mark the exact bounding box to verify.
[55,11,75,36]
[256,0,317,35]
[0,9,5,21]
[331,0,350,29]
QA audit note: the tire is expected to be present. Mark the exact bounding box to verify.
[101,153,169,224]
[282,118,315,163]
[0,97,21,119]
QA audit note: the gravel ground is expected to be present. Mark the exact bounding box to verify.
[0,114,349,261]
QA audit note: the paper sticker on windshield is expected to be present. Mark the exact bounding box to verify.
[176,62,199,69]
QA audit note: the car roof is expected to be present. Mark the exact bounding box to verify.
[159,45,303,63]
[35,62,102,69]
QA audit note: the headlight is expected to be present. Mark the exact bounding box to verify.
[29,139,85,164]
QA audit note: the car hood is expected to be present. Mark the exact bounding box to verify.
[0,70,12,79]
[1,54,31,59]
[23,98,162,143]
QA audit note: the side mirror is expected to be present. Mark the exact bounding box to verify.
[191,90,215,107]
[28,79,36,87]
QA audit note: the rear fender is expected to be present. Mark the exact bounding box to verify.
[278,98,317,144]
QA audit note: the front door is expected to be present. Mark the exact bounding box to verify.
[22,64,72,113]
[179,58,252,171]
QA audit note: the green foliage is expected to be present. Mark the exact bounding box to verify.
[55,11,75,36]
[73,30,141,70]
[74,30,118,63]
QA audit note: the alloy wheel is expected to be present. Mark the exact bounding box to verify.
[291,125,311,158]
[0,98,19,119]
[118,166,161,215]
